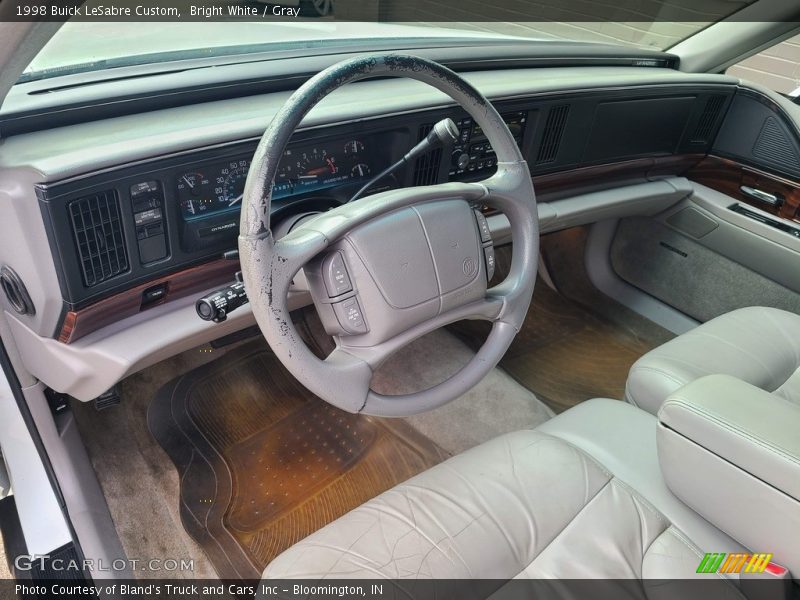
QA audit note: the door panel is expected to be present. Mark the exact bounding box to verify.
[609,86,800,322]
[610,211,800,322]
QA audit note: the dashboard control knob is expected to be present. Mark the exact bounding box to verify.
[452,151,469,170]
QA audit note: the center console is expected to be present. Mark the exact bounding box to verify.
[657,374,800,576]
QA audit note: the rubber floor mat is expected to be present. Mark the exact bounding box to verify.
[450,248,658,413]
[148,342,448,579]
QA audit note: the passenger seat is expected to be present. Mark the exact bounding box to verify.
[626,306,800,415]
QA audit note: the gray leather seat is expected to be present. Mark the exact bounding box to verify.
[263,399,745,580]
[626,306,800,415]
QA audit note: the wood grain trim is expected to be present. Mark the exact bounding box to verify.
[688,155,800,223]
[57,154,706,345]
[532,154,705,197]
[58,258,240,344]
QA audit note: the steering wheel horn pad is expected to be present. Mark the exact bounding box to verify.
[239,54,539,416]
[304,197,496,353]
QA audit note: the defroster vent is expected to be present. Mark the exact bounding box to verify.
[536,104,570,164]
[690,95,725,144]
[68,190,129,287]
[413,123,443,186]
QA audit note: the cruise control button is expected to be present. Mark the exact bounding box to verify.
[332,297,367,335]
[474,210,492,243]
[322,251,352,297]
[484,246,496,281]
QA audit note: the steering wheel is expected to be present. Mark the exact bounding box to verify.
[239,54,538,417]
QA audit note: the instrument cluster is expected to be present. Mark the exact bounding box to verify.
[176,137,374,221]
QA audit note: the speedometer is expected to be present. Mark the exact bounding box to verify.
[219,160,250,208]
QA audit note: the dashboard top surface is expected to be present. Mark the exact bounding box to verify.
[0,66,738,182]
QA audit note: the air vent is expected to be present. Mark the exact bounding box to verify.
[753,116,800,173]
[413,123,443,186]
[68,190,129,287]
[690,95,725,144]
[536,104,570,164]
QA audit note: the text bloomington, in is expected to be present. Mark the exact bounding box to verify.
[17,583,387,597]
[36,3,301,18]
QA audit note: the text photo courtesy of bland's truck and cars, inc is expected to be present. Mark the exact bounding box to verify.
[16,583,386,597]
[24,3,302,18]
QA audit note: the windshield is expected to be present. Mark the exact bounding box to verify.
[22,11,752,83]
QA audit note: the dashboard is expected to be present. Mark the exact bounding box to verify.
[16,63,800,367]
[37,86,731,343]
[4,61,800,403]
[37,108,538,316]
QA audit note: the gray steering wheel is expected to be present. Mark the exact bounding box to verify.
[239,54,538,417]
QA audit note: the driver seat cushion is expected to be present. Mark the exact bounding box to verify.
[263,400,740,580]
[626,306,800,416]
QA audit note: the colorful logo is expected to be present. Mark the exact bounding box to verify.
[697,553,773,574]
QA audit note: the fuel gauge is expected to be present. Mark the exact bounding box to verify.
[350,163,371,178]
[343,140,365,155]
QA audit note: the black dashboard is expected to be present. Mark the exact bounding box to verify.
[37,86,736,315]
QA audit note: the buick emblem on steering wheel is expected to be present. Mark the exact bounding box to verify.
[463,257,478,278]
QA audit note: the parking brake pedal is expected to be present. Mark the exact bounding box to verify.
[94,387,121,411]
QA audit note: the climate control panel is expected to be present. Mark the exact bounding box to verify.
[449,111,529,179]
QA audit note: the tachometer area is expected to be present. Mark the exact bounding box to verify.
[177,137,375,221]
[176,171,213,216]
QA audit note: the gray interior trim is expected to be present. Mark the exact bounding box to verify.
[585,219,699,335]
[21,383,130,578]
[0,362,71,555]
[0,166,66,337]
[737,80,800,142]
[5,293,258,402]
[0,453,8,500]
[0,20,61,110]
[488,177,695,244]
[541,178,693,233]
[661,183,800,294]
[611,217,800,322]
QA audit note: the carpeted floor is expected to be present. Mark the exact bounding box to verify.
[74,325,554,579]
[450,281,659,413]
[449,238,672,413]
[71,344,232,579]
[541,227,675,348]
[148,342,449,579]
[0,535,9,579]
[611,216,800,322]
[372,329,554,454]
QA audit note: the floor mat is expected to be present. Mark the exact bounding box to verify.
[372,329,554,455]
[148,342,448,579]
[450,247,660,413]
